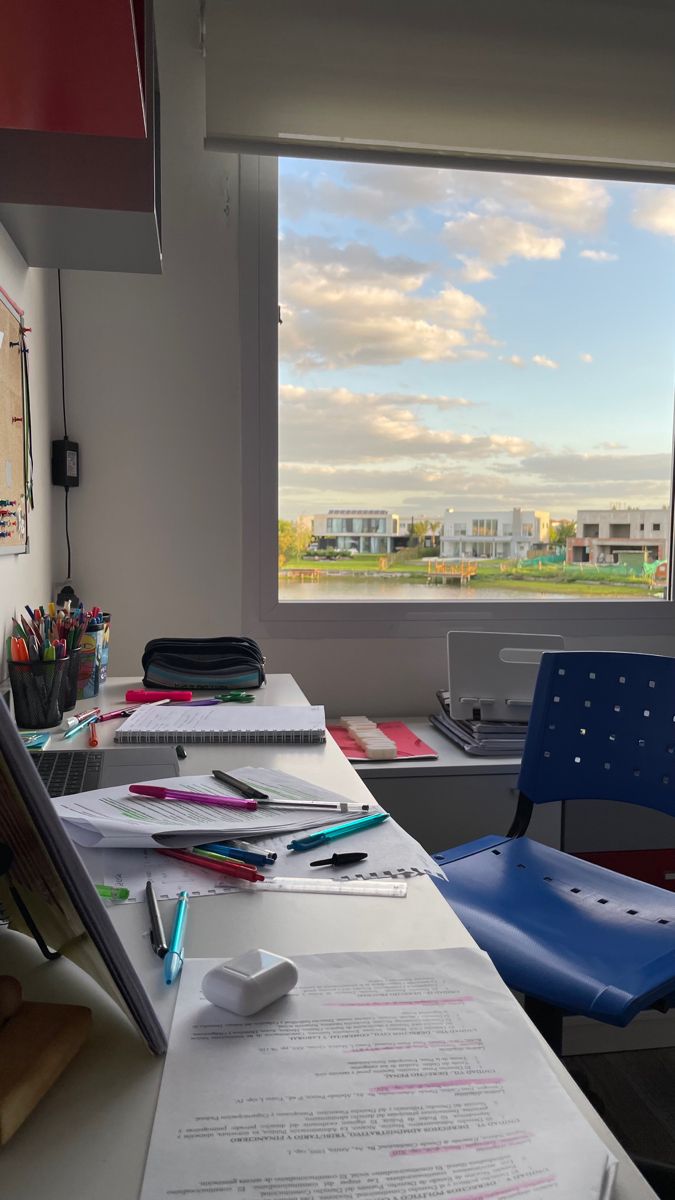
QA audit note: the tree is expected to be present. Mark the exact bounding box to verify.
[278,518,312,565]
[551,520,576,546]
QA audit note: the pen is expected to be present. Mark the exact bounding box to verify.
[164,891,189,985]
[287,811,390,852]
[65,706,101,729]
[98,707,135,722]
[255,798,369,813]
[211,769,269,800]
[229,839,277,862]
[158,848,265,883]
[62,712,99,740]
[128,784,257,810]
[189,847,266,880]
[199,841,276,868]
[88,720,99,747]
[145,881,168,958]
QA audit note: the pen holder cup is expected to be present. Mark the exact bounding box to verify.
[9,658,70,729]
[61,648,81,712]
[77,617,109,700]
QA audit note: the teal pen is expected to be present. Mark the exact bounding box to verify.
[164,891,189,985]
[61,712,99,740]
[287,811,389,852]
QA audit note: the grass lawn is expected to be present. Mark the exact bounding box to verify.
[280,554,660,598]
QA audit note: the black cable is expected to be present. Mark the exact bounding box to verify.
[57,269,68,439]
[65,486,72,579]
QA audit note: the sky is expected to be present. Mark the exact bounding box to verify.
[278,159,675,523]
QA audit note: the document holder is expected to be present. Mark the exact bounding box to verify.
[447,630,565,722]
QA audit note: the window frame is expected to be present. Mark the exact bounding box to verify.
[240,155,675,641]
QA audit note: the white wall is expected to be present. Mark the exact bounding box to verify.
[58,0,675,716]
[57,0,242,674]
[0,224,57,684]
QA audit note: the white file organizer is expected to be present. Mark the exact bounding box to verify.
[447,631,565,721]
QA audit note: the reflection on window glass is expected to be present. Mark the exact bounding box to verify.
[278,159,675,603]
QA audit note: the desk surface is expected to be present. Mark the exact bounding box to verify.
[2,676,655,1200]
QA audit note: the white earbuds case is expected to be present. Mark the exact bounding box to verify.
[202,949,298,1016]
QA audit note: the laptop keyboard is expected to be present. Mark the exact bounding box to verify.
[30,750,104,797]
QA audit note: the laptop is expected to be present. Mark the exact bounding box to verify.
[29,745,180,798]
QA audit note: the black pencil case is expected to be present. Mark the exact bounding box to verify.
[141,637,266,691]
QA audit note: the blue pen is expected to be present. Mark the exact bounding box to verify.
[199,841,272,868]
[164,891,189,985]
[287,811,389,853]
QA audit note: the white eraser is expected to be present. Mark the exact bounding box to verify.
[364,745,397,759]
[202,949,298,1016]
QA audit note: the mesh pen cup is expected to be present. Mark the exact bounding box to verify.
[62,647,81,711]
[9,658,69,729]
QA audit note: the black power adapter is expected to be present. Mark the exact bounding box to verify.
[51,438,80,488]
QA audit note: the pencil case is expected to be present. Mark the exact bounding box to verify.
[141,637,266,691]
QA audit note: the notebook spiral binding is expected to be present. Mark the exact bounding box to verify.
[114,730,326,745]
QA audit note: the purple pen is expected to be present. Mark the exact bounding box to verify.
[128,784,257,810]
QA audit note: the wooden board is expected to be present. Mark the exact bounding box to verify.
[0,294,28,553]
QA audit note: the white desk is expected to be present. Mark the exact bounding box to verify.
[1,676,655,1199]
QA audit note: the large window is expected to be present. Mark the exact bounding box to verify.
[240,155,675,639]
[275,158,675,608]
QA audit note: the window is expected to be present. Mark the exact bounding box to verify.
[241,156,675,637]
[472,520,499,537]
[654,523,661,532]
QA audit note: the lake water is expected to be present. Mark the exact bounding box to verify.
[279,577,576,602]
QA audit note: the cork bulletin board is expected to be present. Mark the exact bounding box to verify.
[0,288,29,555]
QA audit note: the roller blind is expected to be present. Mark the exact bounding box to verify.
[204,0,675,177]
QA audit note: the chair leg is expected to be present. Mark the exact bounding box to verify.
[523,996,563,1056]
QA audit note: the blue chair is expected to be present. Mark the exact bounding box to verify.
[433,651,675,1056]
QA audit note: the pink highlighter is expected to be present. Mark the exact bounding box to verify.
[128,784,257,811]
[125,689,193,703]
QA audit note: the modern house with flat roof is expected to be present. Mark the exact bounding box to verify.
[441,508,551,560]
[312,509,400,554]
[567,507,670,565]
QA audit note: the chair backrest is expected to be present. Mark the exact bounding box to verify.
[518,651,675,819]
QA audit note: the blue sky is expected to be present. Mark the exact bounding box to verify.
[278,158,675,520]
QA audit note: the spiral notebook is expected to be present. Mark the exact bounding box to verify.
[114,705,326,745]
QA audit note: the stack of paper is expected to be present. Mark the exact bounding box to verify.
[430,689,527,756]
[139,947,616,1200]
[53,771,362,848]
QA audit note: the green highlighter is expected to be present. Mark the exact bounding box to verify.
[287,811,389,852]
[95,884,130,901]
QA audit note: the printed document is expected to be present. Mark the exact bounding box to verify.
[139,948,615,1200]
[53,770,360,848]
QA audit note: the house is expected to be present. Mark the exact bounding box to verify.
[567,508,670,565]
[441,508,551,560]
[311,510,400,554]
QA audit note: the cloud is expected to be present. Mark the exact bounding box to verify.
[281,163,611,234]
[532,354,559,369]
[594,441,626,450]
[500,354,526,368]
[443,214,564,279]
[579,249,618,262]
[632,189,675,238]
[508,451,671,484]
[279,385,533,464]
[579,352,593,363]
[280,233,490,369]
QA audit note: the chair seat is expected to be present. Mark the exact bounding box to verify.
[433,836,675,1026]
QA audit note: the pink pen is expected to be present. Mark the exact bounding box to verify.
[128,784,257,810]
[98,707,135,722]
